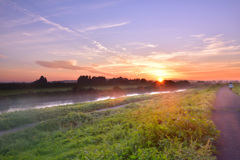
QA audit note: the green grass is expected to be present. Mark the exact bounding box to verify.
[0,85,220,159]
[232,83,240,96]
[0,94,155,131]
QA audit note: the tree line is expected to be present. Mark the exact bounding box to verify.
[77,75,149,86]
[0,75,191,90]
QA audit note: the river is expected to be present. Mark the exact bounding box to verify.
[0,89,186,114]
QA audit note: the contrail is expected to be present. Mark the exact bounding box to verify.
[5,0,128,62]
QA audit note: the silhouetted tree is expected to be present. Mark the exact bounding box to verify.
[140,78,147,83]
[33,76,47,84]
[77,75,107,86]
[92,76,107,85]
[176,80,190,86]
[77,75,91,85]
[108,77,129,84]
[164,80,176,87]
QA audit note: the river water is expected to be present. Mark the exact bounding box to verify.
[0,89,186,114]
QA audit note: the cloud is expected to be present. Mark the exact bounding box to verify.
[202,34,240,55]
[83,1,119,10]
[5,16,39,28]
[93,41,108,51]
[3,0,125,61]
[78,21,130,32]
[128,42,158,49]
[36,60,114,76]
[3,0,79,35]
[176,37,183,39]
[0,54,7,59]
[37,17,75,34]
[190,34,205,38]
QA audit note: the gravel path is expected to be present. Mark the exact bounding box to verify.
[212,86,240,160]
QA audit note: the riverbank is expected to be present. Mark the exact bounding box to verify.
[0,86,187,114]
[0,85,220,159]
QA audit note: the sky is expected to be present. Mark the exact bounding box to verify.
[0,0,240,82]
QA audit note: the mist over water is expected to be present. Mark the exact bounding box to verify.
[0,89,186,114]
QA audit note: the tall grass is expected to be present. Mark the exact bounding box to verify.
[0,85,220,159]
[232,83,240,95]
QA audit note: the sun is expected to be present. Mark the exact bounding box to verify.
[158,78,164,83]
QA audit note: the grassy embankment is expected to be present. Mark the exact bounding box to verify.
[232,83,240,96]
[0,85,220,159]
[0,95,152,131]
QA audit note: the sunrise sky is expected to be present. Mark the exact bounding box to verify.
[0,0,240,82]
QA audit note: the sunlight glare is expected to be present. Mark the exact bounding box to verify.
[158,78,164,82]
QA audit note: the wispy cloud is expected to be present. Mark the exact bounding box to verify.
[3,0,126,61]
[37,17,75,34]
[128,42,158,49]
[36,60,114,76]
[0,54,7,59]
[5,16,38,28]
[83,1,119,10]
[78,21,130,32]
[201,34,240,55]
[116,34,240,80]
[175,37,183,39]
[190,34,205,38]
[3,0,78,35]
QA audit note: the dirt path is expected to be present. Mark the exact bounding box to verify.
[212,86,240,160]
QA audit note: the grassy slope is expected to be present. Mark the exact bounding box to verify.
[0,85,220,160]
[0,95,154,131]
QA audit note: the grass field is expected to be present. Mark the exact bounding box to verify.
[232,83,240,95]
[0,85,220,159]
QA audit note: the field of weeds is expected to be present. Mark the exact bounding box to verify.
[0,85,220,159]
[233,83,240,95]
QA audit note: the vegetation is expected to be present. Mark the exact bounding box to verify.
[0,87,73,97]
[0,75,192,97]
[0,84,154,97]
[0,95,155,131]
[0,85,220,159]
[232,83,240,95]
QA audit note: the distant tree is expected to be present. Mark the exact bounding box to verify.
[77,75,107,86]
[91,76,107,85]
[176,80,190,86]
[140,78,147,83]
[164,80,176,87]
[76,75,154,86]
[33,76,48,84]
[132,78,141,83]
[108,77,129,84]
[77,75,91,85]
